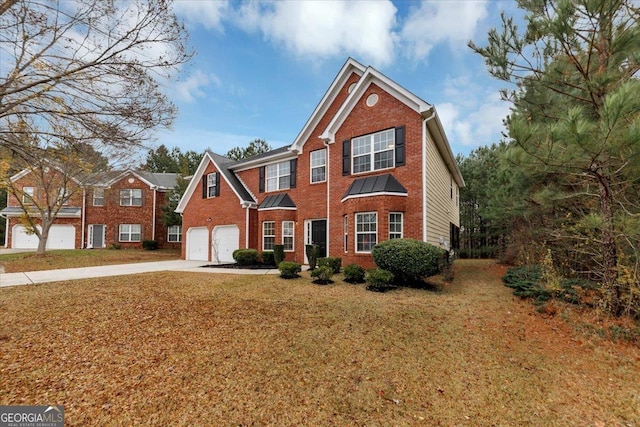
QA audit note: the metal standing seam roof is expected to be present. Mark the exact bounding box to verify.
[258,193,297,210]
[342,174,408,199]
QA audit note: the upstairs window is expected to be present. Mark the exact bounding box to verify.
[22,187,34,204]
[266,161,290,192]
[352,129,395,174]
[207,172,218,198]
[93,188,104,206]
[58,188,69,205]
[120,189,142,206]
[310,149,326,183]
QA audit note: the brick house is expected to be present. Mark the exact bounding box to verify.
[1,166,181,250]
[176,58,464,268]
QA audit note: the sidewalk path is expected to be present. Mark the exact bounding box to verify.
[0,260,279,288]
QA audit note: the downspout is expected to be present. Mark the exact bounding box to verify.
[3,216,8,248]
[245,203,250,248]
[81,187,86,248]
[152,186,158,241]
[423,108,437,243]
[323,140,330,257]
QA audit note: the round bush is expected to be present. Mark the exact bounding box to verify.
[278,261,301,279]
[343,264,366,283]
[372,238,446,284]
[365,269,395,292]
[233,248,258,266]
[311,265,334,284]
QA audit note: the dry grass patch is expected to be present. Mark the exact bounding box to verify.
[0,260,639,426]
[0,249,180,273]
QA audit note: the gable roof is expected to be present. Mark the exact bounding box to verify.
[289,58,366,154]
[175,151,256,213]
[228,145,296,172]
[342,174,408,202]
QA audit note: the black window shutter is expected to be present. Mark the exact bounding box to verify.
[342,140,351,176]
[202,175,207,198]
[289,159,297,188]
[395,126,406,167]
[215,172,220,197]
[259,167,265,193]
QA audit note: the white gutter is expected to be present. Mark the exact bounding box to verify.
[152,186,157,241]
[81,188,86,248]
[3,216,8,248]
[423,108,436,243]
[245,206,249,248]
[324,140,330,257]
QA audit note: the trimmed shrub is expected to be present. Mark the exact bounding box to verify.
[279,261,301,279]
[343,264,366,284]
[366,269,395,292]
[108,243,121,250]
[318,257,342,274]
[142,240,158,250]
[372,238,446,285]
[305,244,319,270]
[261,251,275,266]
[233,248,259,266]
[274,245,285,266]
[311,265,334,285]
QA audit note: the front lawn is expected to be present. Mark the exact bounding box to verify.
[0,248,180,273]
[0,260,638,425]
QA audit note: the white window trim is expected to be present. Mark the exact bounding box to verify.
[58,188,69,205]
[93,188,104,206]
[343,215,348,253]
[351,128,395,175]
[207,172,217,198]
[265,161,291,192]
[22,187,34,204]
[120,189,142,206]
[310,149,326,184]
[263,221,275,251]
[119,224,141,242]
[389,212,403,239]
[167,225,182,242]
[282,221,294,252]
[355,212,377,253]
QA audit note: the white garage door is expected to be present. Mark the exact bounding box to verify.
[186,227,209,261]
[13,225,76,249]
[212,225,239,263]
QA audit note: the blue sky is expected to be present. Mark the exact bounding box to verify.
[156,0,523,159]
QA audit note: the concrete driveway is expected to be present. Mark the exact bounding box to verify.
[0,248,37,255]
[0,260,280,288]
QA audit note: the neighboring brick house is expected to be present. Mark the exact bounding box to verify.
[176,58,464,268]
[1,166,181,250]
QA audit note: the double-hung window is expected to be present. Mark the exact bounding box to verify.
[266,162,290,192]
[310,149,326,183]
[389,212,403,239]
[167,225,182,242]
[352,129,395,174]
[207,173,217,198]
[120,189,142,206]
[282,221,294,251]
[22,187,34,204]
[355,212,377,253]
[263,221,275,250]
[93,188,104,206]
[58,188,69,205]
[119,224,141,242]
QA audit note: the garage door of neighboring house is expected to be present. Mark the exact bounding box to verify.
[186,227,209,261]
[212,225,239,264]
[12,224,76,249]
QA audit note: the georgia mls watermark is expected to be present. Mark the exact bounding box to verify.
[0,405,64,427]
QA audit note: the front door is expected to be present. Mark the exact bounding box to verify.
[88,224,105,249]
[311,219,327,258]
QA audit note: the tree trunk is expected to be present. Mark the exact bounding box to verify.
[36,218,52,256]
[597,172,620,316]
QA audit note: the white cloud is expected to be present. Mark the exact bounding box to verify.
[401,0,488,61]
[172,0,230,30]
[235,1,398,66]
[173,70,220,103]
[436,79,510,152]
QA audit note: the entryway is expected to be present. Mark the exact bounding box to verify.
[304,219,327,263]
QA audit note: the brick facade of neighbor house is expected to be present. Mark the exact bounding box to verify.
[177,58,465,269]
[1,167,181,250]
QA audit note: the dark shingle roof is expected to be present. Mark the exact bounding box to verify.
[259,193,296,210]
[208,152,256,204]
[232,145,291,166]
[342,174,407,199]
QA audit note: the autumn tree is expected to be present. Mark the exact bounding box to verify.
[0,0,191,160]
[226,139,272,161]
[470,0,640,316]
